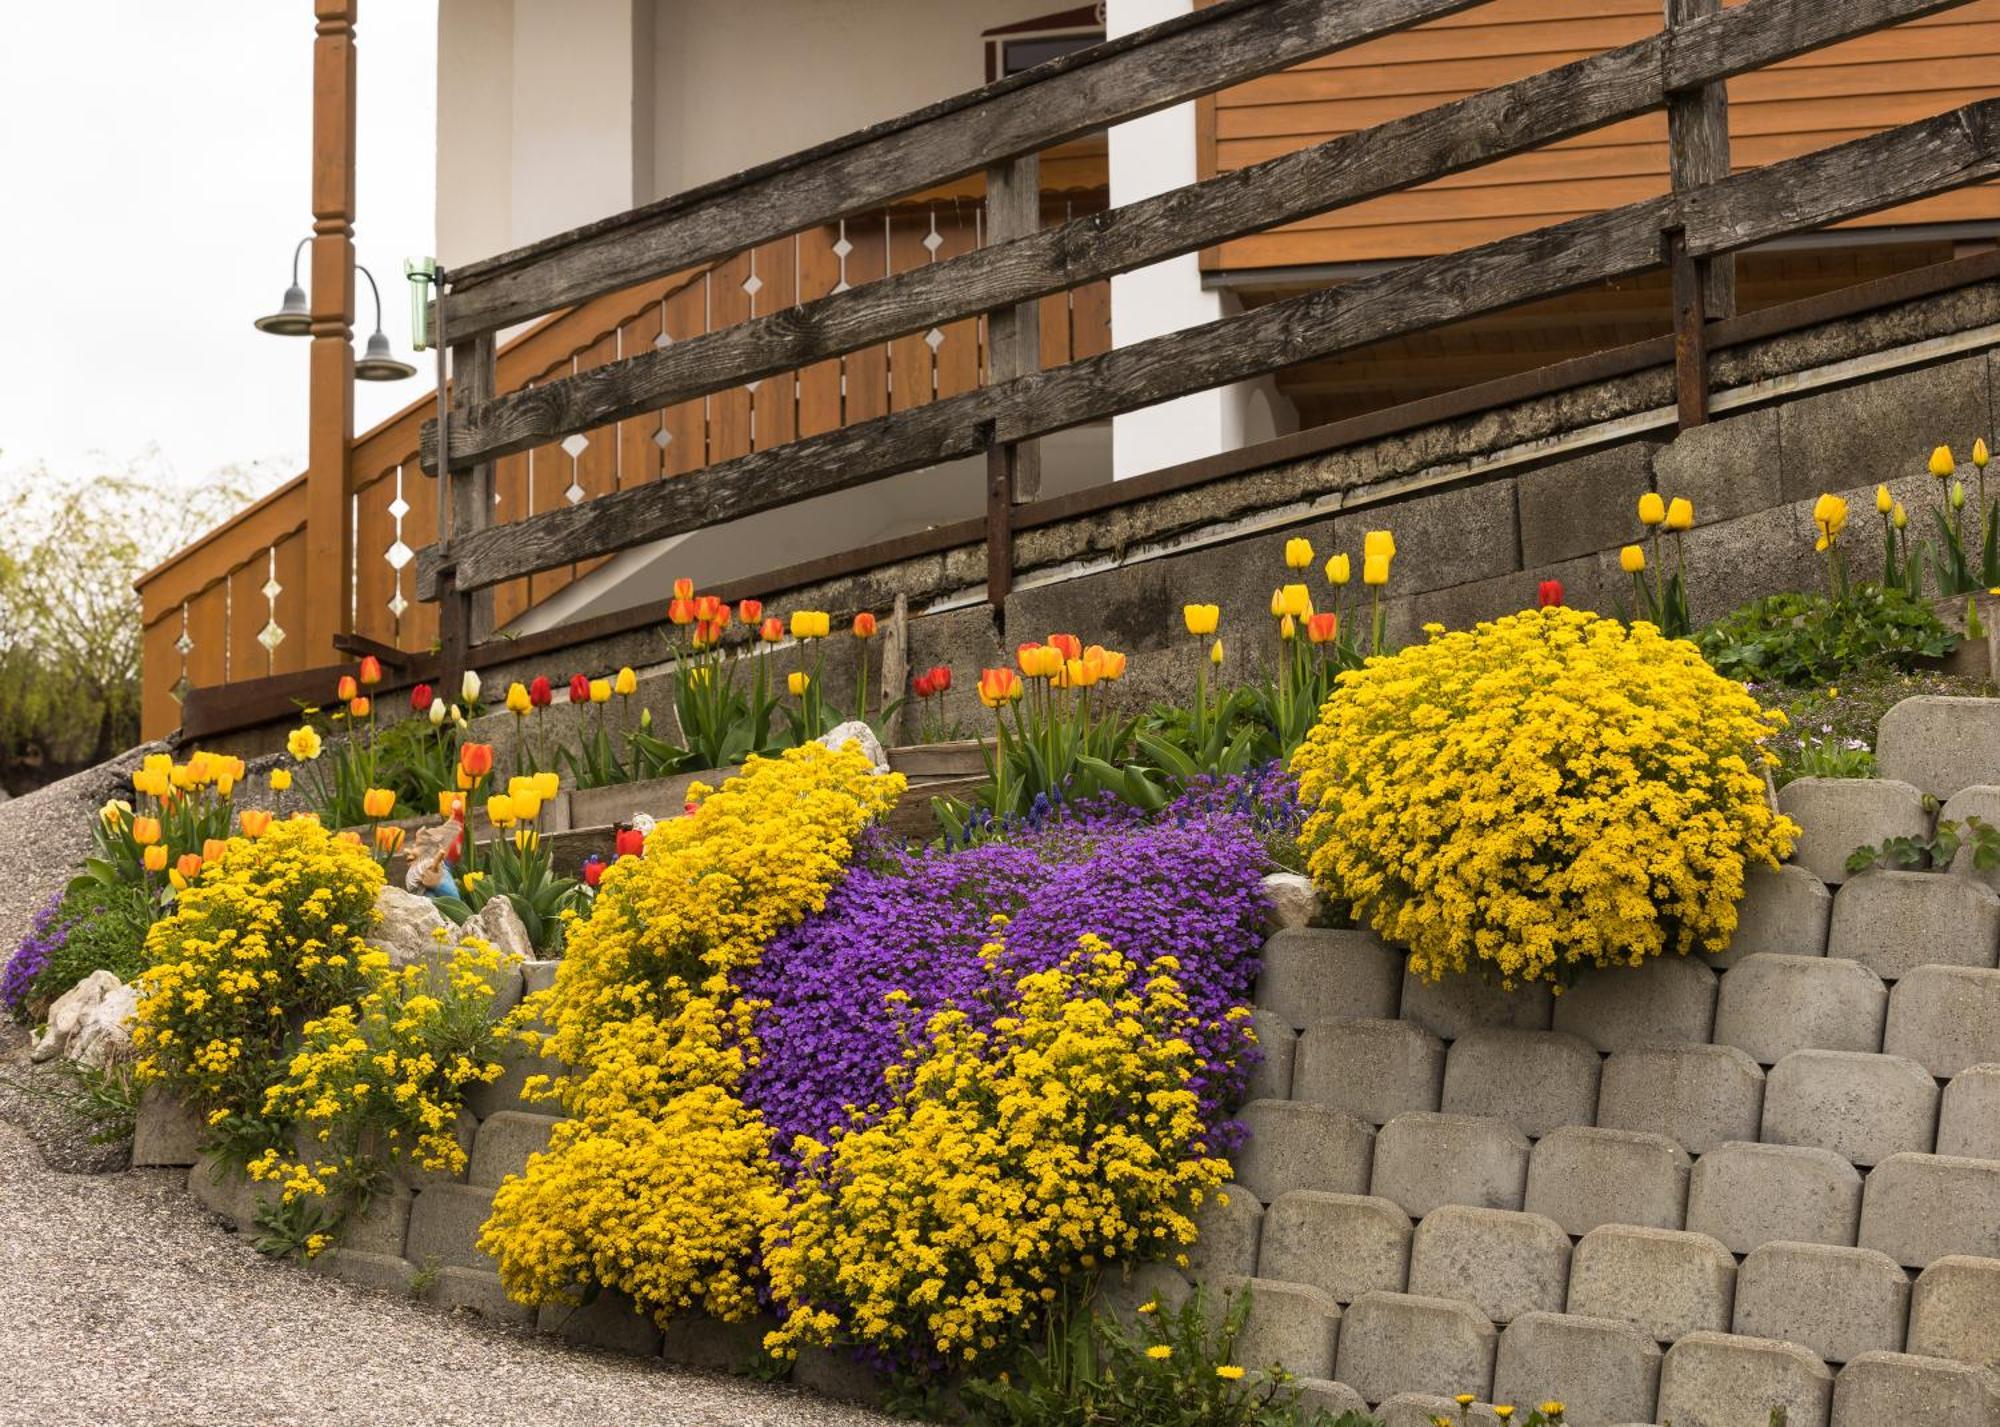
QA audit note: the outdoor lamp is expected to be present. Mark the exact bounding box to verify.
[252,237,314,335]
[253,238,418,381]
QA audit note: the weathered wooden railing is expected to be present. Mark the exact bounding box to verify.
[410,0,2000,686]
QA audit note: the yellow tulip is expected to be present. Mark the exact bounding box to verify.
[1931,444,1957,478]
[1638,492,1666,526]
[1363,529,1396,561]
[512,790,544,822]
[269,768,292,792]
[589,678,612,704]
[438,792,462,818]
[1181,603,1219,637]
[1210,639,1225,666]
[614,666,637,696]
[508,776,533,800]
[1277,583,1310,619]
[98,799,130,827]
[1064,657,1098,688]
[1325,554,1351,586]
[486,794,516,827]
[1813,492,1849,539]
[1362,554,1391,586]
[1977,438,1991,469]
[1280,614,1296,641]
[1269,588,1286,617]
[1283,536,1314,569]
[505,682,531,714]
[789,671,811,697]
[1664,497,1693,531]
[1620,544,1646,574]
[143,844,168,873]
[533,771,560,801]
[143,752,172,780]
[1877,484,1894,514]
[361,787,395,819]
[130,815,161,846]
[1894,501,1909,530]
[286,726,322,761]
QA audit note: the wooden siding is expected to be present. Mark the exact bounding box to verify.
[1204,0,2000,269]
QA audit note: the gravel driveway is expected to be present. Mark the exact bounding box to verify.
[0,1108,896,1427]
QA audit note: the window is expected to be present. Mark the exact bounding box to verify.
[984,5,1105,83]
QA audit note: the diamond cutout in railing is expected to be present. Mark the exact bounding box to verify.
[262,578,282,602]
[386,540,414,571]
[257,621,285,652]
[924,327,945,352]
[745,379,760,394]
[833,280,851,295]
[922,227,944,256]
[561,433,590,460]
[742,272,763,298]
[566,481,585,505]
[654,331,673,349]
[388,497,410,521]
[175,631,193,656]
[388,592,408,619]
[832,235,854,260]
[653,427,673,449]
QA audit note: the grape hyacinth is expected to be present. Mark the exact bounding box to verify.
[2,891,71,1017]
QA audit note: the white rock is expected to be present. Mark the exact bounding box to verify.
[1263,872,1322,931]
[464,894,534,962]
[30,970,137,1068]
[817,720,889,773]
[369,885,451,965]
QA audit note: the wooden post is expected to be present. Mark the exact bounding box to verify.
[984,154,1042,608]
[1666,0,1732,430]
[880,592,909,745]
[1668,229,1710,429]
[439,332,498,679]
[305,0,358,661]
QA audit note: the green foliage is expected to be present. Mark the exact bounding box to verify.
[1847,815,2000,876]
[437,830,585,954]
[1695,586,1957,687]
[24,881,153,1012]
[1791,735,1878,781]
[1745,667,1991,788]
[7,1057,144,1147]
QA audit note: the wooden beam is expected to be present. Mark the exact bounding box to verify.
[436,333,496,681]
[421,101,2000,597]
[984,153,1040,607]
[422,0,1972,474]
[304,0,357,663]
[1669,229,1712,428]
[433,0,1492,339]
[1667,0,1737,321]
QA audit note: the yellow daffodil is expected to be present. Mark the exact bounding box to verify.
[286,726,322,761]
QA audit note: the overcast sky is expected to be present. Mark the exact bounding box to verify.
[0,2,438,497]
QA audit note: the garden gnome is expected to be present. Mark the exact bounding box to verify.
[404,821,461,900]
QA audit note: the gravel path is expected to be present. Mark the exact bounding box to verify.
[0,1111,898,1427]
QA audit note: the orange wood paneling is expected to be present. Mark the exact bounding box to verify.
[796,228,846,437]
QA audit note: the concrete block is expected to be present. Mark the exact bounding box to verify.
[1186,1188,1263,1281]
[185,1153,278,1231]
[1234,1100,1375,1203]
[465,1047,567,1120]
[1378,1396,1504,1427]
[1095,1260,1191,1328]
[1680,498,1826,627]
[1518,441,1658,566]
[1943,785,2000,895]
[403,1182,498,1273]
[1596,1043,1765,1156]
[790,1346,883,1406]
[1494,1311,1664,1427]
[1654,407,1781,524]
[1525,1126,1690,1237]
[1686,1142,1863,1255]
[538,1289,664,1357]
[417,1265,535,1325]
[1858,1154,2000,1269]
[1937,1062,2000,1158]
[1400,967,1554,1042]
[1441,1029,1602,1140]
[1762,1050,1939,1166]
[306,1248,414,1294]
[1257,1191,1411,1305]
[1733,1242,1911,1365]
[1255,928,1404,1030]
[467,1111,561,1188]
[1552,955,1719,1052]
[381,1111,477,1192]
[340,1184,413,1259]
[1211,1276,1343,1379]
[1778,778,1932,887]
[1657,1330,1834,1427]
[1884,964,2000,1078]
[1713,954,1888,1066]
[1832,1350,2000,1427]
[1334,1291,1497,1406]
[1246,1010,1296,1102]
[1408,1205,1571,1325]
[1292,1378,1368,1420]
[1718,864,1833,967]
[1828,871,2000,981]
[520,958,560,996]
[1877,695,2000,800]
[1329,479,1521,598]
[130,1088,202,1168]
[1370,1113,1530,1219]
[660,1313,777,1373]
[1567,1225,1737,1344]
[1293,1019,1445,1125]
[1907,1254,2000,1370]
[1777,353,1990,505]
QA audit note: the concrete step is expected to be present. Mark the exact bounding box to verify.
[467,1110,561,1188]
[1875,695,2000,801]
[404,1182,498,1274]
[1777,777,1931,887]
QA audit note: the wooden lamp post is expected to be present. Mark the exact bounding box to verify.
[304,0,358,664]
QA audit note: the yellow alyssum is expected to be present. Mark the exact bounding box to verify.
[1291,608,1795,987]
[763,933,1230,1367]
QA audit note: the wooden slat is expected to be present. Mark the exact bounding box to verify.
[708,258,755,462]
[140,613,185,741]
[427,100,2000,596]
[662,283,708,474]
[437,0,1494,337]
[490,451,533,630]
[351,469,399,647]
[796,229,845,438]
[227,558,272,684]
[887,215,937,414]
[616,299,667,486]
[752,237,799,449]
[270,530,310,675]
[425,0,1971,475]
[842,219,891,424]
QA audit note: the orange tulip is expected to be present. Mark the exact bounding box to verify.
[853,611,878,639]
[1047,632,1082,661]
[978,667,1024,708]
[737,598,763,624]
[694,594,723,624]
[337,674,359,701]
[349,696,371,719]
[1100,649,1128,680]
[358,654,383,686]
[673,577,695,601]
[202,837,228,864]
[239,809,274,838]
[130,815,161,846]
[362,787,396,819]
[459,742,495,779]
[668,597,695,625]
[374,824,407,855]
[1306,611,1340,645]
[335,830,364,847]
[142,843,168,873]
[760,616,785,643]
[176,853,204,880]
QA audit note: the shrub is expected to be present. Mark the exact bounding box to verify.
[1293,608,1796,988]
[1695,586,1955,687]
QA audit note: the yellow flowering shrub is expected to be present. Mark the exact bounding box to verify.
[1292,607,1796,987]
[763,932,1232,1368]
[478,743,903,1320]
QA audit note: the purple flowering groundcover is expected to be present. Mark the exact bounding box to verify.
[2,891,71,1016]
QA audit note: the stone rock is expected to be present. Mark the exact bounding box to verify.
[1256,1191,1411,1304]
[1291,1378,1368,1420]
[1857,1153,2000,1268]
[1493,1311,1664,1427]
[1832,1350,2000,1426]
[1517,442,1655,566]
[1524,1126,1691,1237]
[1937,1063,2000,1159]
[1334,1291,1497,1406]
[1377,1395,1505,1427]
[791,1346,882,1406]
[306,1249,414,1294]
[1369,1112,1531,1219]
[1406,1205,1571,1325]
[1685,1142,1863,1255]
[463,894,535,964]
[368,886,451,963]
[1777,778,1931,886]
[1657,1331,1834,1427]
[1096,1261,1191,1327]
[1566,1225,1737,1344]
[130,1087,203,1168]
[1440,1029,1601,1140]
[1876,696,2000,800]
[520,959,560,996]
[1718,863,1833,967]
[1595,1043,1766,1157]
[1260,872,1321,932]
[816,720,888,772]
[660,1313,776,1372]
[1884,964,2000,1078]
[418,1266,535,1325]
[1943,785,2000,895]
[1551,954,1719,1052]
[403,1182,499,1272]
[1254,928,1403,1031]
[29,970,136,1068]
[1761,1050,1939,1166]
[1713,954,1888,1066]
[538,1289,664,1357]
[1731,1242,1911,1365]
[1827,871,2000,981]
[1292,1019,1444,1125]
[1398,968,1553,1042]
[1906,1254,2000,1370]
[1232,1100,1375,1203]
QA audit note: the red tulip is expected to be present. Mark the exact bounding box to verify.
[614,826,645,859]
[581,856,605,889]
[913,672,935,699]
[336,674,358,701]
[569,674,591,704]
[760,616,784,643]
[928,665,952,693]
[458,742,494,778]
[1538,579,1565,608]
[358,654,383,687]
[737,598,763,624]
[1047,633,1082,661]
[409,683,434,712]
[528,675,553,708]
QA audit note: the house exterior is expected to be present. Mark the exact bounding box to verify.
[136,0,2000,740]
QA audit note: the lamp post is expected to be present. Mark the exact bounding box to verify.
[255,238,416,381]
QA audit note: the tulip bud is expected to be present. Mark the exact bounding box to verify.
[410,683,434,713]
[358,655,383,687]
[1953,480,1967,512]
[1894,502,1909,530]
[1537,579,1564,608]
[374,824,406,855]
[1977,439,1991,470]
[349,697,370,719]
[486,794,516,827]
[582,856,605,889]
[588,678,611,704]
[240,809,273,839]
[1210,639,1225,666]
[1932,445,1957,479]
[461,670,482,704]
[429,698,448,727]
[614,826,646,858]
[1280,583,1312,619]
[1637,492,1666,526]
[1877,484,1894,515]
[1280,614,1296,641]
[737,599,763,624]
[1269,588,1285,617]
[1325,554,1351,587]
[1182,603,1219,637]
[337,674,358,701]
[760,616,785,643]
